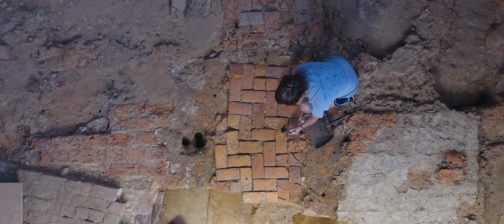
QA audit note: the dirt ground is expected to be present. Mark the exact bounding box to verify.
[1,0,504,223]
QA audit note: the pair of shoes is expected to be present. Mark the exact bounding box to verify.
[182,132,206,153]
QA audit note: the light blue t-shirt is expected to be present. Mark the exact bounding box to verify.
[295,56,359,118]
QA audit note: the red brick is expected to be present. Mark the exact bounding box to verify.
[138,161,165,175]
[265,66,289,78]
[237,0,252,11]
[243,192,266,204]
[263,142,276,166]
[252,104,265,128]
[289,183,302,202]
[242,64,255,89]
[239,115,252,140]
[229,102,253,115]
[266,192,278,203]
[288,153,303,167]
[289,167,301,183]
[239,141,262,153]
[276,154,288,166]
[223,0,237,26]
[264,11,280,30]
[41,150,69,165]
[125,148,147,161]
[241,90,266,103]
[228,155,252,167]
[251,129,276,141]
[288,140,306,152]
[229,63,243,76]
[444,150,467,169]
[215,145,227,169]
[276,131,288,153]
[148,147,168,158]
[146,102,174,115]
[265,92,277,116]
[240,168,253,191]
[278,180,290,201]
[264,167,288,178]
[228,115,241,129]
[277,104,297,117]
[252,154,265,178]
[265,79,279,91]
[437,169,465,184]
[106,147,125,161]
[253,179,277,191]
[255,64,266,77]
[216,168,241,181]
[134,132,156,145]
[67,147,95,163]
[110,163,137,176]
[230,73,242,102]
[264,117,288,129]
[253,78,266,90]
[227,131,239,154]
[111,134,130,146]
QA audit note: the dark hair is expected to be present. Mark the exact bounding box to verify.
[275,75,307,105]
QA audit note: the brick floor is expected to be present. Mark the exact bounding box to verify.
[214,63,305,203]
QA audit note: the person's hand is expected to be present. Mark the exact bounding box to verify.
[288,126,303,136]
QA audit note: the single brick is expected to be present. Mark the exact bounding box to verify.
[60,204,77,218]
[75,207,90,220]
[109,202,127,215]
[264,117,288,129]
[216,168,241,181]
[276,154,288,166]
[70,194,88,207]
[109,162,137,176]
[278,180,290,201]
[124,147,147,161]
[276,131,288,153]
[288,140,306,152]
[228,115,241,129]
[88,210,105,223]
[215,145,228,169]
[104,214,121,224]
[289,166,302,184]
[239,115,252,140]
[264,167,288,179]
[252,154,265,178]
[289,183,302,202]
[265,92,277,116]
[243,192,267,203]
[84,197,109,210]
[288,153,303,166]
[277,104,298,117]
[240,168,253,191]
[253,179,277,191]
[239,141,263,153]
[241,90,266,103]
[263,142,276,166]
[26,184,58,200]
[228,155,252,167]
[137,160,166,176]
[242,64,255,89]
[267,192,279,203]
[253,78,266,90]
[230,63,243,77]
[39,174,67,190]
[237,0,252,11]
[227,131,239,154]
[252,104,265,128]
[264,11,280,29]
[265,79,279,91]
[47,201,62,215]
[229,102,253,115]
[134,132,157,145]
[238,12,265,27]
[230,73,242,102]
[251,129,276,141]
[265,66,289,78]
[26,197,50,212]
[255,64,266,77]
[65,180,91,195]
